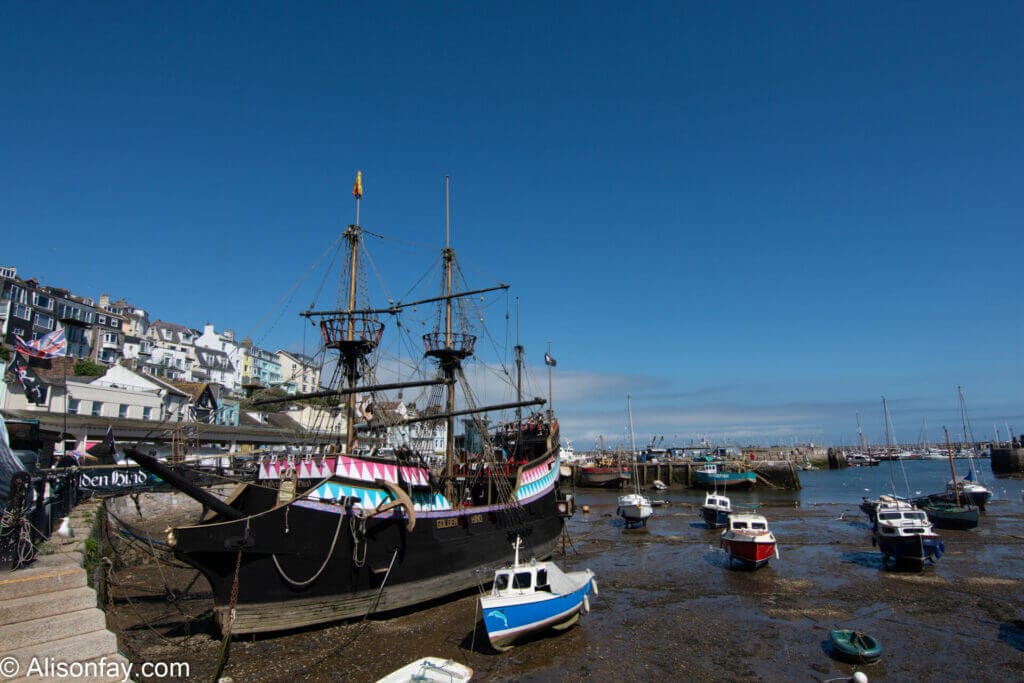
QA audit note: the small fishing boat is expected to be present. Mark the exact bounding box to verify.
[694,462,757,490]
[479,537,597,652]
[829,629,883,664]
[375,657,473,682]
[720,513,778,569]
[872,499,944,568]
[651,479,668,491]
[699,491,732,529]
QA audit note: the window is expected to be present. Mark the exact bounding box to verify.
[119,404,129,418]
[12,303,30,320]
[513,572,532,589]
[68,399,80,415]
[32,293,53,310]
[91,402,103,417]
[97,315,107,325]
[104,333,118,344]
[35,313,54,330]
[143,407,152,420]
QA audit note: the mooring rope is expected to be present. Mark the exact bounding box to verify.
[271,510,346,587]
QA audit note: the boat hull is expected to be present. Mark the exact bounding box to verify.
[695,471,756,490]
[579,467,630,488]
[873,532,944,568]
[918,502,980,530]
[169,458,565,634]
[720,536,776,569]
[700,506,729,528]
[829,629,883,664]
[617,502,653,528]
[480,573,594,650]
[943,485,991,511]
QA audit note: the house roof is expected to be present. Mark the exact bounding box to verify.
[171,382,214,401]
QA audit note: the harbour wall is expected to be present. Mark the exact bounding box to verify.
[570,460,802,490]
[990,446,1024,476]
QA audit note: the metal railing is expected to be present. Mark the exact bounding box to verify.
[1,468,81,569]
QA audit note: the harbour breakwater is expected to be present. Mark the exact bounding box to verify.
[570,459,803,489]
[991,446,1024,476]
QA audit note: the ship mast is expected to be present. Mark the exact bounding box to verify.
[303,170,383,454]
[423,175,476,502]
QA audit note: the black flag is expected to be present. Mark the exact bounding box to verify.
[104,425,116,458]
[544,351,557,367]
[10,354,47,405]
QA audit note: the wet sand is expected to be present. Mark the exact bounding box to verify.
[102,492,1024,682]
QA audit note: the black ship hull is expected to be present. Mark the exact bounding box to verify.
[166,450,565,634]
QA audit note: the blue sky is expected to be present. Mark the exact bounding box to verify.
[3,3,1021,449]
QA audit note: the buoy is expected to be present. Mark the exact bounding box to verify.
[581,504,590,514]
[592,579,599,596]
[851,672,869,683]
[583,594,590,613]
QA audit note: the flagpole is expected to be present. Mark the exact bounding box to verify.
[62,355,68,460]
[546,341,553,421]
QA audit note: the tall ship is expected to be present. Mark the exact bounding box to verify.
[129,175,573,634]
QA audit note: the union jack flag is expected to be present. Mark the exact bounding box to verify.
[16,327,67,359]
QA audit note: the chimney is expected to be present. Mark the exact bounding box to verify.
[224,329,234,341]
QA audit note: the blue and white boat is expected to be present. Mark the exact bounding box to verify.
[871,499,944,569]
[699,491,732,528]
[480,538,597,651]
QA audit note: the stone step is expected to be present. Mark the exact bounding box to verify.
[5,629,119,673]
[0,586,97,627]
[32,551,84,568]
[0,566,86,601]
[4,607,109,651]
[8,654,132,683]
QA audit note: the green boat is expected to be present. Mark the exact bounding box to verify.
[829,629,883,664]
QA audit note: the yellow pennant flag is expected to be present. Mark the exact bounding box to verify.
[352,170,363,199]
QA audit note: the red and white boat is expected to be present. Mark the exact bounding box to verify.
[720,513,778,569]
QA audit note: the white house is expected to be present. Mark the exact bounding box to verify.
[195,324,242,392]
[276,350,321,395]
[3,359,191,422]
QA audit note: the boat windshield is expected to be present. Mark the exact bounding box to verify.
[494,572,511,590]
[513,571,533,589]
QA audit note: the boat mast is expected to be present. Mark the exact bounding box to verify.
[944,426,962,506]
[956,385,983,482]
[627,394,638,494]
[882,397,896,496]
[855,411,867,456]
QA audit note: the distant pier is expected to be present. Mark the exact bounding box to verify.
[569,459,803,490]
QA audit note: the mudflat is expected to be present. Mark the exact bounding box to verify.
[101,493,1024,682]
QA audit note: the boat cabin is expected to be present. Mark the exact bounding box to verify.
[876,507,932,537]
[705,493,731,510]
[727,514,769,534]
[492,562,551,597]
